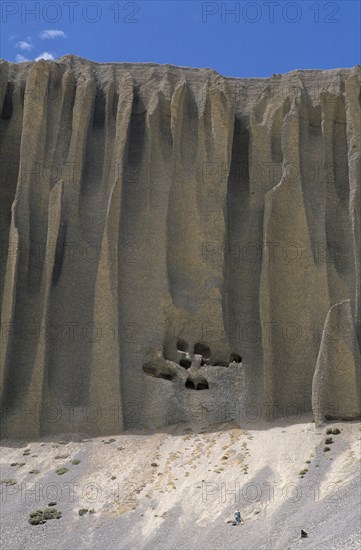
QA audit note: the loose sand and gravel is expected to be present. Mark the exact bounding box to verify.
[1,414,360,549]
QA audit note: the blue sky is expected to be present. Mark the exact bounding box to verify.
[1,1,360,77]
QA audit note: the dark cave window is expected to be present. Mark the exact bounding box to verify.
[143,362,175,381]
[185,378,209,390]
[179,359,192,369]
[176,338,189,352]
[194,342,211,359]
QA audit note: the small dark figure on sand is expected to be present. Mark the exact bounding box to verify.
[234,510,241,525]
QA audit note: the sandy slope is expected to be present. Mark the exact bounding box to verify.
[1,414,360,549]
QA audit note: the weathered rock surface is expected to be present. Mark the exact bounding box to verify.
[0,57,360,437]
[312,299,361,425]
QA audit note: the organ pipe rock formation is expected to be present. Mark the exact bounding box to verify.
[0,57,360,437]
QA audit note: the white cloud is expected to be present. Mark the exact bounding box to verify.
[35,52,55,61]
[16,40,33,51]
[40,30,67,40]
[15,54,30,63]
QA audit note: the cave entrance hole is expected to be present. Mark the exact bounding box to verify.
[143,362,175,381]
[179,359,192,369]
[185,377,209,390]
[176,339,189,352]
[194,342,211,359]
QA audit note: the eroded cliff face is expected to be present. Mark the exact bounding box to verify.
[0,57,360,437]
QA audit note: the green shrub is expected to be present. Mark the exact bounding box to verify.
[55,467,68,475]
[324,446,331,452]
[71,459,81,465]
[0,479,17,486]
[332,428,341,435]
[29,512,46,526]
[43,508,61,520]
[325,437,334,445]
[29,508,61,525]
[79,508,88,516]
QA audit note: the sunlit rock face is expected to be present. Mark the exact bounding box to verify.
[0,57,360,437]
